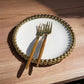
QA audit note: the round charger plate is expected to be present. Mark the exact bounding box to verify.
[12,14,75,65]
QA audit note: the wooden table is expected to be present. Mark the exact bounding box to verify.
[0,0,84,84]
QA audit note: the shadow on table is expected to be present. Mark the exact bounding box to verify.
[7,26,55,77]
[38,0,84,18]
[7,27,36,77]
[7,27,25,78]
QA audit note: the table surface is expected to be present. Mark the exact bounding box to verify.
[0,0,84,84]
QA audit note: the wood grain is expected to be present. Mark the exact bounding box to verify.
[0,0,84,84]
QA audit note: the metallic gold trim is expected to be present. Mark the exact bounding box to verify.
[12,14,75,65]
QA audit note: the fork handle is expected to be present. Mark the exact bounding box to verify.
[26,37,39,69]
[36,35,47,67]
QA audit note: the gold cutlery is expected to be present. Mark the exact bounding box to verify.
[36,22,52,67]
[26,24,43,69]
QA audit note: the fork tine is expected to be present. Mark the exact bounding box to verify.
[45,22,47,27]
[47,22,49,31]
[47,22,50,33]
[37,26,39,34]
[49,22,51,32]
[38,24,40,32]
[48,22,50,26]
[50,22,52,32]
[44,24,46,31]
[38,25,41,33]
[39,25,42,32]
[45,24,47,32]
[41,25,43,34]
[47,22,48,25]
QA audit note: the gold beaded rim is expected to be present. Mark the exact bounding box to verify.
[12,14,75,65]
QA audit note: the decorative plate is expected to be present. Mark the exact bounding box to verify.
[12,14,75,65]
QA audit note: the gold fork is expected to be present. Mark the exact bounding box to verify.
[36,22,52,67]
[26,24,43,69]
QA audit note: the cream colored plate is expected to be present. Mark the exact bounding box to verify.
[12,15,75,65]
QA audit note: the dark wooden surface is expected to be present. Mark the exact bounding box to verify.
[0,0,84,84]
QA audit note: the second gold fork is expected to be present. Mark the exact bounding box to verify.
[36,22,52,67]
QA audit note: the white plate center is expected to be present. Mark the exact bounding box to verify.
[16,18,72,59]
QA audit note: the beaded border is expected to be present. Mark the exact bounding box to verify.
[12,14,75,65]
